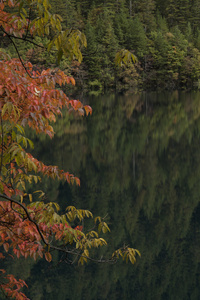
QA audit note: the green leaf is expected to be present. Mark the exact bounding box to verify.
[57,48,63,64]
[115,49,137,67]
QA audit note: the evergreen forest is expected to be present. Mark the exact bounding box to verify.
[3,0,200,94]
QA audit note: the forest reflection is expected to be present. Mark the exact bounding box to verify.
[6,91,200,300]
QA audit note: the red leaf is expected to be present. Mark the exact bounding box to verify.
[3,243,9,252]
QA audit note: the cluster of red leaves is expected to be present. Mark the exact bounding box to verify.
[51,223,83,242]
[0,174,83,298]
[27,154,80,185]
[1,152,80,199]
[1,155,80,194]
[0,269,29,300]
[0,58,92,137]
[0,201,46,260]
[0,201,83,261]
[0,0,27,37]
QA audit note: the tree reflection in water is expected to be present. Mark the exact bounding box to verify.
[4,91,200,300]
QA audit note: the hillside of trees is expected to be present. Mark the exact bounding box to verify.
[64,0,200,93]
[53,0,200,93]
[2,0,200,94]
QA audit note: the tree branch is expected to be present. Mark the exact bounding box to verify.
[0,193,118,264]
[0,25,45,48]
[0,193,48,245]
[0,30,34,78]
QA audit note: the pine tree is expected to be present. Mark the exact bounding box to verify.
[176,0,191,30]
[190,0,200,32]
[84,22,101,81]
[195,29,200,50]
[126,17,148,58]
[166,0,190,30]
[165,0,179,27]
[51,0,84,29]
[95,9,119,89]
[132,0,156,32]
[113,5,129,45]
[156,12,169,33]
[185,22,193,44]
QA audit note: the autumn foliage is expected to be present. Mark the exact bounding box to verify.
[0,0,140,298]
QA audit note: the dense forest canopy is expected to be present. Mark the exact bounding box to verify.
[3,0,200,94]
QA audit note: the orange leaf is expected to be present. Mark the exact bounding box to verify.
[70,77,75,85]
[45,252,52,262]
[74,177,80,186]
[84,105,92,116]
[0,269,6,274]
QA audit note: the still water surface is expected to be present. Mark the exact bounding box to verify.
[7,91,200,299]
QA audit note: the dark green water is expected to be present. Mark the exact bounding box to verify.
[4,91,200,300]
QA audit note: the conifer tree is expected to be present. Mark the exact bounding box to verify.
[166,0,190,29]
[165,0,179,27]
[113,5,130,45]
[132,0,156,32]
[126,17,148,58]
[84,22,101,81]
[156,13,169,33]
[190,0,200,32]
[95,8,119,88]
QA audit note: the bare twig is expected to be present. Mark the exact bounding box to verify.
[0,25,45,48]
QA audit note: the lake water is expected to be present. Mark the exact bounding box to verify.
[6,91,200,299]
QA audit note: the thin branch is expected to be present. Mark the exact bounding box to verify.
[0,203,6,212]
[0,25,45,48]
[24,8,32,40]
[0,193,48,245]
[0,287,10,299]
[6,33,45,48]
[10,201,24,218]
[0,30,34,78]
